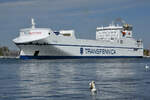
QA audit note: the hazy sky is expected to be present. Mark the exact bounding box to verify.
[0,0,150,50]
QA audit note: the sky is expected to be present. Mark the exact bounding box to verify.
[0,0,150,50]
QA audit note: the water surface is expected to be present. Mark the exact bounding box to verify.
[0,58,150,100]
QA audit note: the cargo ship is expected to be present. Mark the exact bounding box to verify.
[13,18,143,59]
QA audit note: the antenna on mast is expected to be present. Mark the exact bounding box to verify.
[31,18,35,29]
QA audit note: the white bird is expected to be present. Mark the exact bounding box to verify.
[89,81,97,93]
[145,64,149,69]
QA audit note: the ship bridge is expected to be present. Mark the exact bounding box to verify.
[96,23,133,41]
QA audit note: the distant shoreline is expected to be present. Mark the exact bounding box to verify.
[0,56,19,59]
[143,56,150,58]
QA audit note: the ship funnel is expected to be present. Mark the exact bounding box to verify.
[31,18,35,29]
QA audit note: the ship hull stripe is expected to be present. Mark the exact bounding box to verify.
[20,55,143,59]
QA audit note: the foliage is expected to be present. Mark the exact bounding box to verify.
[144,49,150,56]
[0,46,19,56]
[0,46,9,56]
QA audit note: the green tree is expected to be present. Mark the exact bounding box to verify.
[144,49,149,56]
[0,46,10,56]
[0,48,3,56]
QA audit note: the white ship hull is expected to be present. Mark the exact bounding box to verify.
[15,36,143,59]
[13,19,143,59]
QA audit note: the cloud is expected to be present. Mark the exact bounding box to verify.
[0,0,149,27]
[0,0,150,49]
[0,0,149,17]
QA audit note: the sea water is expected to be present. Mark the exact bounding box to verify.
[0,58,150,100]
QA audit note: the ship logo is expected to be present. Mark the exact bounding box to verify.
[80,48,83,55]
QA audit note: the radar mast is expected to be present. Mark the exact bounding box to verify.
[31,18,35,29]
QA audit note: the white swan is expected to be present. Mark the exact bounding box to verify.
[145,64,149,69]
[89,81,97,93]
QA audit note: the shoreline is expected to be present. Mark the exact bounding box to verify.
[143,56,150,58]
[0,56,19,59]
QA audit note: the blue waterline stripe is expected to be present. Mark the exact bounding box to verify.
[20,56,143,59]
[16,43,143,49]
